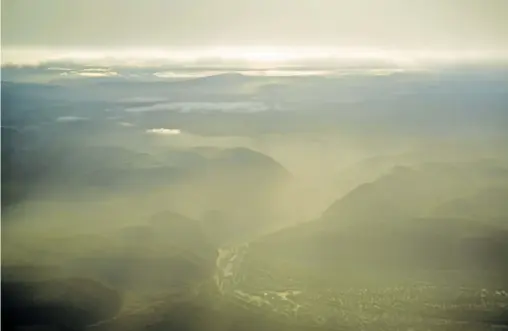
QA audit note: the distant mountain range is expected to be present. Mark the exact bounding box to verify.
[2,142,292,237]
[2,69,508,142]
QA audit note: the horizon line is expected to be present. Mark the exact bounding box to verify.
[3,46,508,67]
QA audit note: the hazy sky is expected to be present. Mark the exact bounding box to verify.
[2,0,508,67]
[3,0,507,49]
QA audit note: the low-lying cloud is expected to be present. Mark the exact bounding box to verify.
[118,122,135,127]
[55,116,89,122]
[243,70,331,77]
[59,68,118,78]
[119,97,169,103]
[146,128,181,135]
[47,67,73,71]
[76,71,118,77]
[125,102,269,113]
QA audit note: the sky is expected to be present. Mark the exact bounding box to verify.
[2,0,508,64]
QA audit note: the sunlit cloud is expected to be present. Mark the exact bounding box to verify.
[125,102,269,113]
[76,71,118,77]
[118,122,135,127]
[57,68,119,77]
[47,67,72,71]
[332,68,414,77]
[82,68,113,72]
[120,97,169,103]
[146,128,181,135]
[55,116,88,122]
[243,70,331,77]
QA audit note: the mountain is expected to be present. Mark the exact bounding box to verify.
[160,147,293,235]
[244,161,508,277]
[93,72,257,95]
[3,143,292,240]
[324,162,508,225]
[433,188,508,220]
[2,277,122,330]
[4,143,290,192]
[323,165,468,226]
[3,210,218,294]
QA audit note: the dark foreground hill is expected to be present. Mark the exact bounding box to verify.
[2,278,122,330]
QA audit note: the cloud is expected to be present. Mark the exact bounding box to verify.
[125,102,269,113]
[243,70,331,77]
[82,68,113,72]
[146,128,181,135]
[118,122,135,127]
[56,68,119,78]
[153,71,226,78]
[120,97,168,103]
[4,48,508,67]
[76,71,118,77]
[55,116,88,122]
[47,67,72,71]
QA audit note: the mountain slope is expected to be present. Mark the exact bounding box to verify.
[246,161,508,275]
